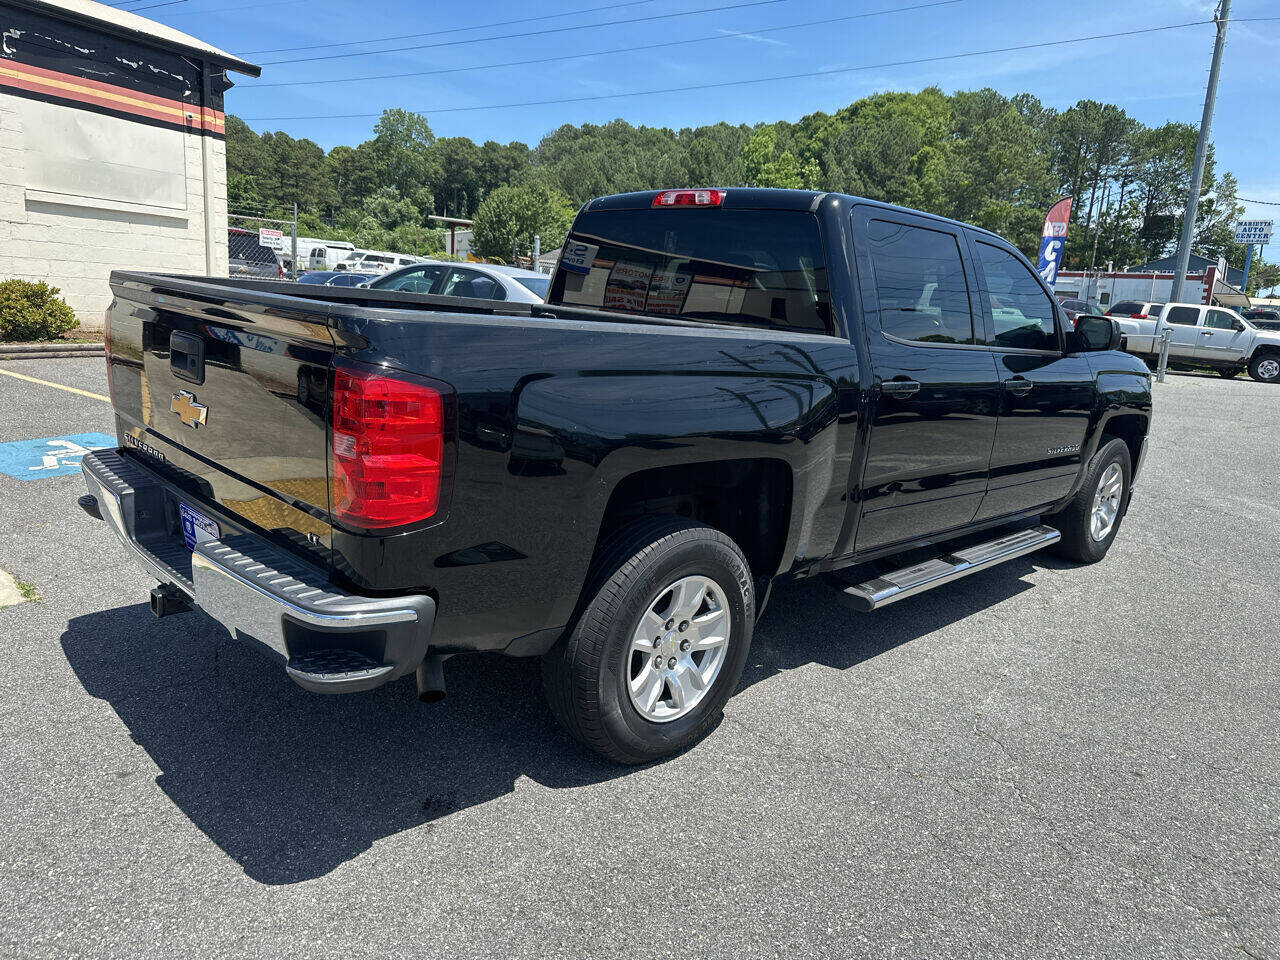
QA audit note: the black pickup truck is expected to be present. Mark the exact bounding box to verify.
[80,188,1152,763]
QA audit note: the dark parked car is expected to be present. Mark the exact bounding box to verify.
[227,227,282,280]
[296,271,342,285]
[1243,307,1280,331]
[81,188,1151,763]
[325,272,377,287]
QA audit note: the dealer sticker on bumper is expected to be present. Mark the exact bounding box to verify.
[179,503,220,551]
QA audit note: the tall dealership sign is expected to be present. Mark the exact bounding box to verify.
[1036,197,1073,285]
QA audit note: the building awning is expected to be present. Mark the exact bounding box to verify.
[1212,279,1250,309]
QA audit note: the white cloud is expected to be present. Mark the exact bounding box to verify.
[716,28,788,48]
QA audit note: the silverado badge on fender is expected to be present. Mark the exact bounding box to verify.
[171,390,208,429]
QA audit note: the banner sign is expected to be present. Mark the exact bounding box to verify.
[1232,219,1273,245]
[1036,197,1072,285]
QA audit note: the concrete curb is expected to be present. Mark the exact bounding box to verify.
[0,342,104,360]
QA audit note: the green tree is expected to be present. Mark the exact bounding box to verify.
[471,183,574,260]
[370,109,440,197]
[740,127,815,188]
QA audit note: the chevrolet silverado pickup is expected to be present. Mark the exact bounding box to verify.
[1111,301,1280,382]
[80,188,1152,763]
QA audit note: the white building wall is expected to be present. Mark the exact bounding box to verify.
[1053,271,1211,308]
[0,93,227,332]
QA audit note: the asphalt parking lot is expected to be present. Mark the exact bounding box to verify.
[0,357,1276,959]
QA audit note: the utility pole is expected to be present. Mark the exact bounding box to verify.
[290,202,299,280]
[1169,0,1230,305]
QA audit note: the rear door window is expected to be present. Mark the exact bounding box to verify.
[440,268,504,300]
[550,207,832,334]
[975,242,1060,351]
[1165,306,1201,326]
[865,220,974,345]
[373,264,446,293]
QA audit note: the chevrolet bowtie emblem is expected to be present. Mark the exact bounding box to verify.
[171,390,208,429]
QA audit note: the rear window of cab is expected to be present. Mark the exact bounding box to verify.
[550,208,833,334]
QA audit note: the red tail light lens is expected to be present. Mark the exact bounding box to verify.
[1130,313,1147,319]
[652,189,725,207]
[331,362,444,529]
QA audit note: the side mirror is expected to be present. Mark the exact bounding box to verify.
[1071,314,1122,352]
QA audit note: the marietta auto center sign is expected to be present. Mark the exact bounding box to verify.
[1233,220,1273,245]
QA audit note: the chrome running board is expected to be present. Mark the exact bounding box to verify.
[838,524,1061,612]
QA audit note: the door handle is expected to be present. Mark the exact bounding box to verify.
[1200,331,1214,336]
[881,378,921,398]
[1005,377,1034,395]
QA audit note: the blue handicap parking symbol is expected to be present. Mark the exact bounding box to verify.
[0,433,117,481]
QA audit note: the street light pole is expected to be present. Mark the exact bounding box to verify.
[1169,0,1230,305]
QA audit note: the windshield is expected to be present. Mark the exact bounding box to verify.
[515,275,551,298]
[549,208,832,334]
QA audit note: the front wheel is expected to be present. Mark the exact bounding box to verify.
[542,517,754,764]
[1248,354,1280,384]
[1047,437,1132,564]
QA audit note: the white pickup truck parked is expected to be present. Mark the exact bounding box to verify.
[1109,301,1280,383]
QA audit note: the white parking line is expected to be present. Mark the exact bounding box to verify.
[0,367,109,402]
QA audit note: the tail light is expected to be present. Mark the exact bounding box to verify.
[652,189,725,207]
[331,361,445,529]
[1130,313,1147,319]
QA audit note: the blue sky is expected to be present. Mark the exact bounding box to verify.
[136,0,1279,225]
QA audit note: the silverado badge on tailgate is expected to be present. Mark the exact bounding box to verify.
[170,390,208,429]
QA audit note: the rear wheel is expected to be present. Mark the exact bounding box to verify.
[1047,437,1132,564]
[542,517,753,764]
[1248,354,1280,384]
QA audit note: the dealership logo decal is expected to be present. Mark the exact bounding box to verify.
[171,391,208,429]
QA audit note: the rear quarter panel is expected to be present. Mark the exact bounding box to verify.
[328,308,861,652]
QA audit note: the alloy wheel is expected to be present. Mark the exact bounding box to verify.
[626,575,731,723]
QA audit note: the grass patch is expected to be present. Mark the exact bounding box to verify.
[16,579,39,602]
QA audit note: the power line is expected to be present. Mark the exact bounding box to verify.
[258,0,796,66]
[125,0,190,11]
[243,19,1208,122]
[246,0,961,89]
[1238,197,1280,206]
[243,0,658,55]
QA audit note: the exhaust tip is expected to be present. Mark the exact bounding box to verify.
[416,655,446,703]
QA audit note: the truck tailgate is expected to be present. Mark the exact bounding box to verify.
[105,274,336,549]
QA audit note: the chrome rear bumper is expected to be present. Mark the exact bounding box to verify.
[81,449,435,694]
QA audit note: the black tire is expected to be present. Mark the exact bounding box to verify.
[1247,353,1280,384]
[542,516,754,764]
[1047,437,1132,564]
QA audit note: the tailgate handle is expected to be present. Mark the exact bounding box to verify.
[170,332,205,385]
